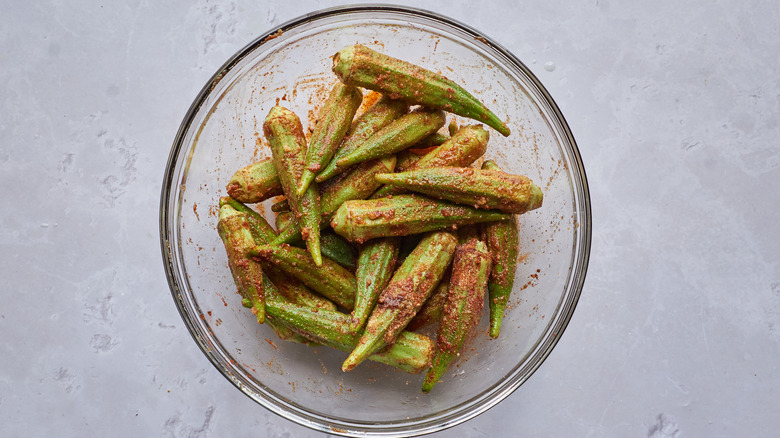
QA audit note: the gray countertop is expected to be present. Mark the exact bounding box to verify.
[2,0,778,436]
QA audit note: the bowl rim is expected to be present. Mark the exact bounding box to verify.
[160,4,592,437]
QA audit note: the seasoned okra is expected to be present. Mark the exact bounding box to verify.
[250,244,356,310]
[298,83,363,196]
[216,204,265,323]
[422,239,492,392]
[265,298,434,374]
[330,194,511,243]
[342,231,458,371]
[481,160,521,338]
[273,155,396,245]
[332,44,511,136]
[263,106,323,266]
[226,158,283,204]
[375,166,544,214]
[372,124,489,199]
[352,237,400,332]
[316,95,409,183]
[335,108,446,170]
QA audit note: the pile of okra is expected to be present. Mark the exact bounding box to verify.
[218,44,543,392]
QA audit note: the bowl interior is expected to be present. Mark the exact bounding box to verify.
[162,6,589,436]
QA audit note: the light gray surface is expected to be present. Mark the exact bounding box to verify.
[1,0,778,436]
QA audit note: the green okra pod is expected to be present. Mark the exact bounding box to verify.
[272,155,396,245]
[457,224,482,245]
[481,160,520,338]
[219,196,276,244]
[298,83,363,197]
[226,158,284,203]
[320,231,358,272]
[264,298,434,374]
[250,244,356,310]
[276,210,357,271]
[330,194,511,244]
[372,124,489,199]
[316,95,409,183]
[406,281,448,332]
[261,281,319,345]
[375,166,544,214]
[351,237,400,332]
[342,231,458,371]
[332,44,511,136]
[217,204,265,323]
[263,106,322,266]
[422,240,492,392]
[335,108,445,170]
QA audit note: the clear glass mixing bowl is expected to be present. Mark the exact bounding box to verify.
[160,5,591,436]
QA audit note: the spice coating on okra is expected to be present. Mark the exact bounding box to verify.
[481,160,521,338]
[263,106,322,266]
[330,194,511,243]
[352,237,400,332]
[372,124,488,199]
[250,243,356,310]
[226,158,284,203]
[298,83,363,196]
[335,108,446,170]
[216,205,265,323]
[332,44,510,136]
[375,166,544,214]
[342,231,457,371]
[422,239,492,392]
[316,95,408,183]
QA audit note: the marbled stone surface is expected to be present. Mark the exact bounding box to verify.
[1,0,778,436]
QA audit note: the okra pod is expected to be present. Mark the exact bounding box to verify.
[406,281,448,332]
[316,95,409,183]
[261,281,319,345]
[342,231,457,371]
[271,198,291,213]
[226,158,283,203]
[422,240,492,392]
[320,231,358,272]
[351,237,400,332]
[298,83,363,196]
[225,208,335,312]
[372,125,488,199]
[376,167,544,214]
[275,211,357,271]
[335,108,445,170]
[219,196,276,244]
[265,298,434,374]
[263,106,322,266]
[482,160,520,338]
[216,204,265,323]
[250,244,356,310]
[332,44,511,136]
[330,194,511,243]
[272,155,396,245]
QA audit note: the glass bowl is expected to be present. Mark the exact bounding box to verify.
[160,5,591,437]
